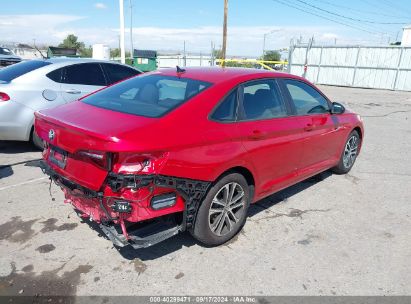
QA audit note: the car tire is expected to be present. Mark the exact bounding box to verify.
[31,128,43,150]
[332,130,361,174]
[191,173,250,246]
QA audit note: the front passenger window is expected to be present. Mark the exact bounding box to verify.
[284,79,330,115]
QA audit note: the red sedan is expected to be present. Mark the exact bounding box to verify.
[35,67,364,249]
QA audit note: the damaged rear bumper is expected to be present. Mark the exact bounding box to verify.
[39,160,210,249]
[100,218,182,249]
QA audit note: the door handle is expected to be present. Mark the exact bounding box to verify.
[304,123,314,131]
[249,130,266,140]
[65,89,81,94]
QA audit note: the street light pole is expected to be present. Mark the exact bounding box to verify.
[119,0,126,64]
[262,33,267,56]
[262,29,281,58]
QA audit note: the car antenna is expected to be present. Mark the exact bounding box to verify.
[176,65,186,73]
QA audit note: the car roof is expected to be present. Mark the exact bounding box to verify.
[45,58,118,64]
[153,66,302,83]
[25,58,141,72]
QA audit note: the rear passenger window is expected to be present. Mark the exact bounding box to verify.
[211,90,237,122]
[46,68,63,83]
[241,80,287,120]
[103,63,141,84]
[284,79,330,115]
[63,63,106,86]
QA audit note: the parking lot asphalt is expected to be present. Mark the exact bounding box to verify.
[0,85,410,296]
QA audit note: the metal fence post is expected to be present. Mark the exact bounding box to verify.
[352,46,361,87]
[393,47,404,91]
[287,39,294,73]
[316,46,323,84]
[302,38,313,79]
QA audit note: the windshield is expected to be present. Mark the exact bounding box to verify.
[0,48,13,55]
[82,74,212,118]
[0,60,51,82]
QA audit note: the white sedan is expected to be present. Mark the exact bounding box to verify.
[0,58,141,147]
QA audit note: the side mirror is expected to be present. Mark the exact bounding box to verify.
[331,102,345,114]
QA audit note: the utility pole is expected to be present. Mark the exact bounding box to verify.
[129,0,134,58]
[119,0,126,64]
[221,0,228,67]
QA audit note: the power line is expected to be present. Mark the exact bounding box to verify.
[358,0,411,19]
[271,0,387,35]
[378,0,411,17]
[291,0,409,25]
[291,0,399,36]
[314,0,410,20]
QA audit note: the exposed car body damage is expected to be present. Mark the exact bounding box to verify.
[40,160,210,248]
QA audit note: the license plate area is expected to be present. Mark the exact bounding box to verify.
[49,146,68,169]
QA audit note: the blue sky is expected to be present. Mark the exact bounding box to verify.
[1,0,410,55]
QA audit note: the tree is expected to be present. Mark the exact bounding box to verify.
[110,48,131,59]
[81,46,92,58]
[58,34,92,57]
[212,48,223,60]
[58,34,85,50]
[261,50,281,62]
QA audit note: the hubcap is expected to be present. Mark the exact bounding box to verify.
[208,182,246,237]
[343,135,359,169]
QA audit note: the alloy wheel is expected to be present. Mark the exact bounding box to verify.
[343,135,359,169]
[208,182,246,236]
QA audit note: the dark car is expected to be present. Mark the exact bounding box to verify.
[0,47,21,68]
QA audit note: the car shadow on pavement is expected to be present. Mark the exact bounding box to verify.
[248,171,332,218]
[109,171,333,261]
[0,141,42,178]
[0,140,38,154]
[0,165,13,179]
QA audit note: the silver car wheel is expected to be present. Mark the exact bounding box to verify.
[208,182,246,237]
[343,135,359,169]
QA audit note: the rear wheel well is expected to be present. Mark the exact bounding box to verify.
[216,166,255,201]
[30,125,43,149]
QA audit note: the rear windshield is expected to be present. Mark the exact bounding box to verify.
[82,74,212,118]
[0,60,51,82]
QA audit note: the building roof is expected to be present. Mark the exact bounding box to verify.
[48,47,77,56]
[133,49,157,58]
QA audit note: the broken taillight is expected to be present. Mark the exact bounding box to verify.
[0,92,10,102]
[75,150,110,170]
[113,152,169,174]
[116,155,150,174]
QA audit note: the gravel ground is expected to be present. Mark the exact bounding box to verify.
[0,85,410,297]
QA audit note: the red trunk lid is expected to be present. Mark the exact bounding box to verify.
[34,101,157,191]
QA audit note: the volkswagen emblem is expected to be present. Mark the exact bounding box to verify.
[48,129,55,141]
